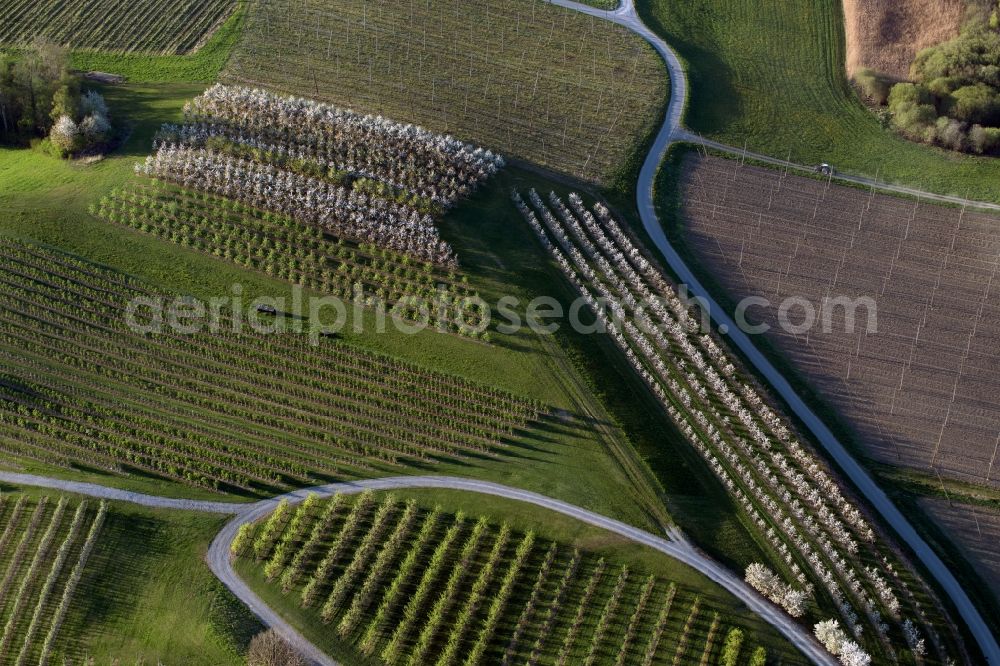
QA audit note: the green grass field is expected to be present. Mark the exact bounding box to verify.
[62,503,254,665]
[0,83,667,529]
[639,0,1000,202]
[222,0,666,186]
[234,489,805,665]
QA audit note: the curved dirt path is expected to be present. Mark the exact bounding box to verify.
[0,471,242,514]
[547,0,1000,661]
[0,471,835,666]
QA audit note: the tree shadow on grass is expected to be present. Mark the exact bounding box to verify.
[674,41,744,137]
[55,510,164,660]
[98,84,200,159]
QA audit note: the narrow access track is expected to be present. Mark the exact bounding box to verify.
[674,130,1000,212]
[0,471,836,666]
[546,0,1000,661]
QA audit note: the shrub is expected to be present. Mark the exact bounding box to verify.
[912,30,1000,83]
[888,23,1000,154]
[887,83,939,135]
[892,102,938,135]
[748,647,767,666]
[48,115,81,155]
[854,69,892,105]
[245,629,305,666]
[49,85,79,124]
[888,82,933,108]
[927,76,961,98]
[80,90,109,117]
[80,113,111,145]
[935,117,966,150]
[890,24,1000,152]
[949,84,1000,125]
[970,124,1000,153]
[719,628,743,666]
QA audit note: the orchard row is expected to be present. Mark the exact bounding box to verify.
[95,181,487,335]
[515,190,947,664]
[0,240,542,494]
[0,495,106,666]
[233,492,774,665]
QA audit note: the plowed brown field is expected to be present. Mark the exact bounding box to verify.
[919,498,1000,600]
[677,153,1000,487]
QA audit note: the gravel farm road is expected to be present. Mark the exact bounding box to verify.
[545,0,1000,661]
[0,471,836,666]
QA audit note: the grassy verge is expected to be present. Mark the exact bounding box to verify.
[68,2,246,83]
[638,0,1000,203]
[892,494,1000,644]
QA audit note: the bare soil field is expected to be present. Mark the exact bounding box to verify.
[919,498,1000,601]
[843,0,963,78]
[676,153,1000,488]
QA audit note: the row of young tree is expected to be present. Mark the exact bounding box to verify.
[0,39,112,156]
[95,181,489,336]
[0,495,107,666]
[137,145,456,266]
[0,239,543,492]
[235,492,772,665]
[514,189,941,664]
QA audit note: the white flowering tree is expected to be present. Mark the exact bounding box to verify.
[133,86,505,268]
[512,187,942,652]
[839,641,872,666]
[49,115,80,155]
[814,619,873,665]
[902,618,926,657]
[815,619,848,654]
[174,85,504,206]
[49,90,112,156]
[81,90,109,117]
[745,563,809,617]
[81,113,111,144]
